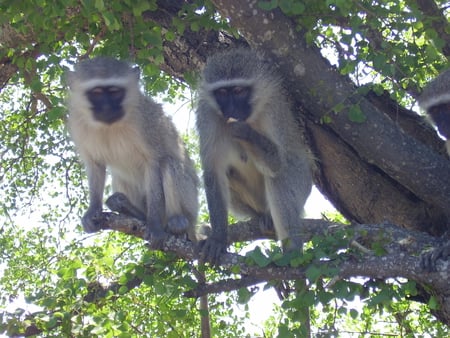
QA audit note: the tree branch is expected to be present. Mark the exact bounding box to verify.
[94,211,450,324]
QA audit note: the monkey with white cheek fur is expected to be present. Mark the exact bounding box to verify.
[66,57,198,248]
[418,69,450,271]
[195,49,313,264]
[418,69,450,155]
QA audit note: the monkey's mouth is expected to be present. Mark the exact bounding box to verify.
[227,117,238,123]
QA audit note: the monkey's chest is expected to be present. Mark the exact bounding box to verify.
[88,129,151,180]
[225,147,267,213]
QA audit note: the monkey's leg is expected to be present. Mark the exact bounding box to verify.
[105,192,146,220]
[161,158,192,236]
[257,213,276,236]
[265,163,311,250]
[144,166,169,249]
[229,192,275,236]
[82,161,106,233]
[199,170,229,265]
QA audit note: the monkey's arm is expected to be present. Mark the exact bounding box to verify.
[82,160,106,233]
[228,121,281,175]
[143,165,168,249]
[199,170,229,265]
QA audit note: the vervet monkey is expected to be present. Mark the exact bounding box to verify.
[418,69,450,154]
[67,56,198,247]
[195,49,312,264]
[418,69,450,271]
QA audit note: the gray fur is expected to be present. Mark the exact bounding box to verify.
[418,69,450,110]
[195,49,312,264]
[418,69,450,155]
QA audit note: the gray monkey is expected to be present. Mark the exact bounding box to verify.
[418,69,450,271]
[195,49,312,264]
[418,68,450,154]
[67,56,198,247]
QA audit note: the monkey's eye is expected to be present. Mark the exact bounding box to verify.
[107,86,121,94]
[232,86,249,97]
[214,88,229,97]
[89,87,105,96]
[106,86,125,101]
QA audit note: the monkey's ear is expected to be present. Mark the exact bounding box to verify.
[64,70,76,88]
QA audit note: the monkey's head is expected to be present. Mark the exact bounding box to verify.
[419,69,450,140]
[67,57,140,124]
[201,49,280,122]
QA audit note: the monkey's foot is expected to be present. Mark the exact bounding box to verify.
[421,242,450,272]
[82,209,104,233]
[273,280,292,300]
[198,237,227,266]
[106,192,146,220]
[167,215,190,235]
[145,228,169,250]
[258,214,275,236]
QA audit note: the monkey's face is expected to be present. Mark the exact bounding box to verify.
[86,85,126,124]
[213,86,253,121]
[428,102,450,139]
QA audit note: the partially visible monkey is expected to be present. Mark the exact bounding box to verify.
[418,69,450,271]
[67,56,198,247]
[195,48,312,264]
[418,69,450,154]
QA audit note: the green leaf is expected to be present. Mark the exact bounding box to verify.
[332,102,345,113]
[237,287,253,304]
[347,104,366,123]
[118,285,128,294]
[428,296,439,310]
[246,246,271,267]
[94,0,105,11]
[258,0,278,11]
[132,1,151,16]
[305,265,322,282]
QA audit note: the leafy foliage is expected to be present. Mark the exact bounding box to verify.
[0,0,449,336]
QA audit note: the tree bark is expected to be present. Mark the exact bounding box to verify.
[95,211,450,325]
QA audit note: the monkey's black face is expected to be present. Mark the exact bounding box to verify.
[428,103,450,139]
[86,86,126,124]
[213,86,252,121]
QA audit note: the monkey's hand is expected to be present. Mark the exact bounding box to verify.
[198,236,227,266]
[81,207,104,233]
[227,120,254,140]
[228,121,281,174]
[420,242,450,272]
[258,214,275,236]
[145,226,169,250]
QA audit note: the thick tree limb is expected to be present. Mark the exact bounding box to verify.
[95,211,450,324]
